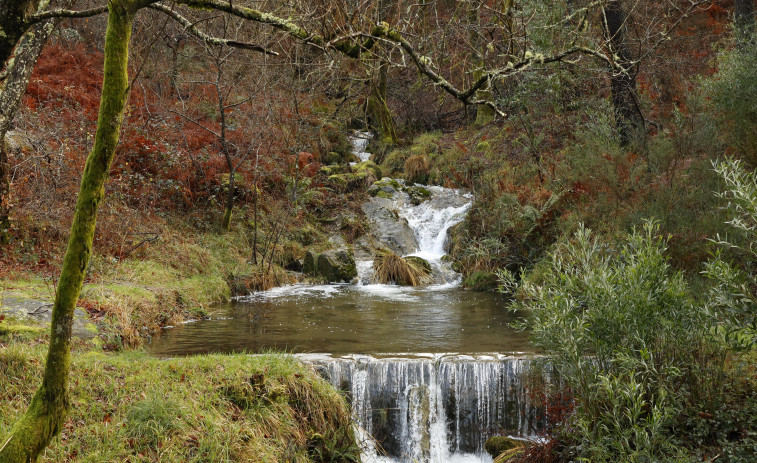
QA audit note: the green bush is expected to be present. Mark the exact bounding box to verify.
[504,222,722,461]
[705,158,757,350]
[709,40,757,166]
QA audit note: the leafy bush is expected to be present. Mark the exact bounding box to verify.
[504,222,722,461]
[709,40,757,166]
[705,158,757,350]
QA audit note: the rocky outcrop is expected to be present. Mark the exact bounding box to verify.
[362,196,418,256]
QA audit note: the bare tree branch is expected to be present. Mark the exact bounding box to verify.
[148,3,278,55]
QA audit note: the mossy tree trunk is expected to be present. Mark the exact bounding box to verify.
[0,1,138,460]
[602,0,645,148]
[0,0,54,245]
[469,1,494,126]
[366,0,397,145]
[366,59,397,144]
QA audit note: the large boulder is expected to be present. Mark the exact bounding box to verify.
[303,251,319,275]
[316,250,357,283]
[362,196,418,256]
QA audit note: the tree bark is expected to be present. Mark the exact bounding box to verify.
[0,1,137,460]
[0,0,43,67]
[0,2,54,245]
[603,0,645,147]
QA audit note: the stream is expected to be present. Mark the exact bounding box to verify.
[149,132,540,462]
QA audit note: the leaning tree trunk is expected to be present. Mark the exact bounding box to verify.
[0,1,136,461]
[0,1,54,245]
[603,0,645,147]
[469,2,494,126]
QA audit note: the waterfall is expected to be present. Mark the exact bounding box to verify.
[300,354,546,463]
[350,131,373,163]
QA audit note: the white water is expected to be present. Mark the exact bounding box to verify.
[349,131,373,163]
[308,134,528,462]
[300,353,545,463]
[398,185,473,263]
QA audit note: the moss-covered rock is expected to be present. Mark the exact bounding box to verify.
[353,160,382,179]
[368,177,401,198]
[320,164,350,176]
[464,272,499,291]
[485,436,521,458]
[328,172,369,192]
[405,185,432,205]
[317,250,357,283]
[303,251,319,275]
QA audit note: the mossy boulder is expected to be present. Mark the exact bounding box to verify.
[464,272,499,291]
[328,172,369,192]
[320,164,350,176]
[485,436,521,458]
[317,250,357,283]
[353,160,382,180]
[405,185,432,205]
[368,177,401,198]
[303,251,319,275]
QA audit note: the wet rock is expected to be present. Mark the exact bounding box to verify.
[316,250,357,283]
[368,177,401,198]
[284,259,303,272]
[362,197,418,256]
[303,251,319,275]
[405,185,432,205]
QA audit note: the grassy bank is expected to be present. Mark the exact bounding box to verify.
[0,327,359,462]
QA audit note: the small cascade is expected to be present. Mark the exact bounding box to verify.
[349,131,373,163]
[300,354,546,463]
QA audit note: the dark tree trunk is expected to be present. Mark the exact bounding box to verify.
[0,0,41,67]
[603,0,645,147]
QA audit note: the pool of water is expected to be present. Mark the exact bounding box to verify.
[148,283,533,357]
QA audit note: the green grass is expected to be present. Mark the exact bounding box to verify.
[0,330,359,462]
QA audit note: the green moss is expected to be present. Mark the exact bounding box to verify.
[353,160,382,179]
[464,272,499,292]
[484,436,521,458]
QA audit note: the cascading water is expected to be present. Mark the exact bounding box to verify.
[350,131,373,163]
[151,131,541,463]
[300,353,546,463]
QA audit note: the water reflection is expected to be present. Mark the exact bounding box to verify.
[149,284,532,356]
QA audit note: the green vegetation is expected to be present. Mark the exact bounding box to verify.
[0,329,358,462]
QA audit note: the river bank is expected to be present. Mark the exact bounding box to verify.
[0,327,359,462]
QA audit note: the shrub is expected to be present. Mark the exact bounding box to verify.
[709,40,757,166]
[504,222,722,461]
[404,154,430,184]
[705,158,757,350]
